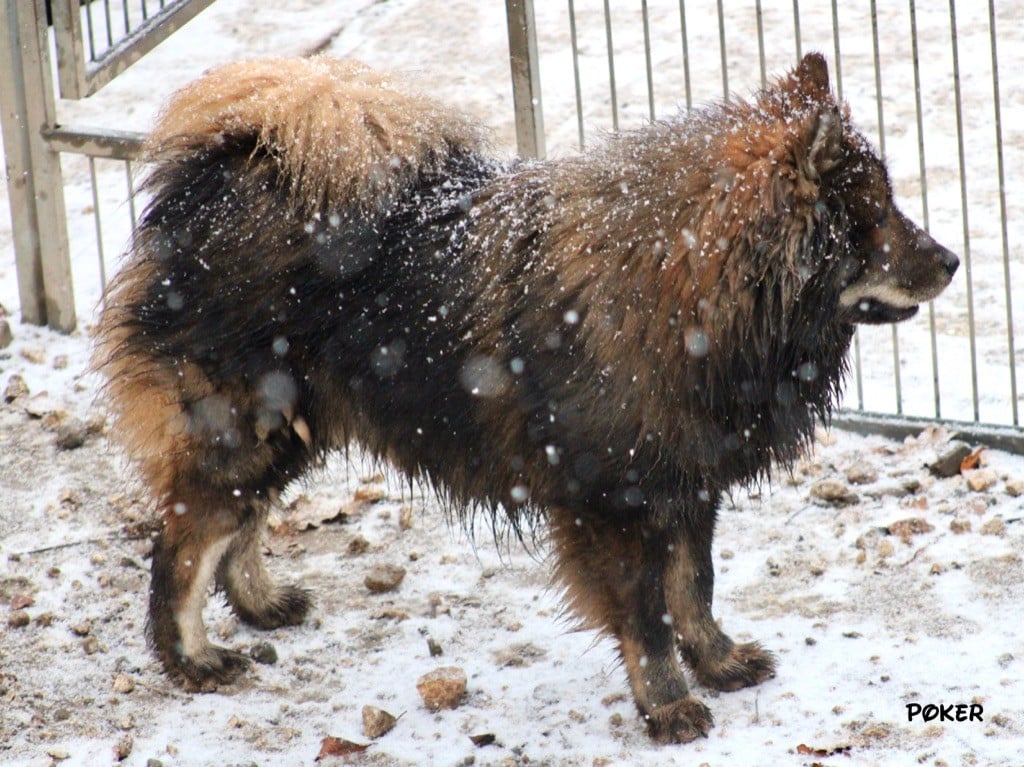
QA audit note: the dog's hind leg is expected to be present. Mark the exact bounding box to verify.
[148,484,252,692]
[215,499,311,630]
[665,496,776,692]
[549,507,713,743]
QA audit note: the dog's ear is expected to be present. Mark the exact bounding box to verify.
[804,106,843,179]
[787,52,831,100]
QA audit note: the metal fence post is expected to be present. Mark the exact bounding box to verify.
[0,0,75,331]
[505,0,545,160]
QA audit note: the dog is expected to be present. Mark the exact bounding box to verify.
[94,53,957,743]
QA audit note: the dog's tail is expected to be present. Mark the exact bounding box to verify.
[145,56,482,213]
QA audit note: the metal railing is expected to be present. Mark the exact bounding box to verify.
[505,0,1021,445]
[1,0,209,331]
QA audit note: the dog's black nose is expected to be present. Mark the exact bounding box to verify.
[935,245,959,278]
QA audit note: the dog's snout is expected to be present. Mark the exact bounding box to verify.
[935,245,959,278]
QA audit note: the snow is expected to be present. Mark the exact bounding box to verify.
[1,1,1022,766]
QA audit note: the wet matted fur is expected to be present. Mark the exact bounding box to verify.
[95,53,957,742]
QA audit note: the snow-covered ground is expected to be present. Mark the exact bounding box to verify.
[1,1,1022,765]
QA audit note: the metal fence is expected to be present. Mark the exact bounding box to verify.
[2,0,1021,450]
[507,0,1022,449]
[1,0,206,332]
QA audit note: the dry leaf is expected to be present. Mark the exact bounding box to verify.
[960,446,986,472]
[316,736,368,760]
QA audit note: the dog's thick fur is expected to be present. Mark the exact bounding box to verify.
[95,54,957,742]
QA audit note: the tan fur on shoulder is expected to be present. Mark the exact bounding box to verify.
[147,56,482,211]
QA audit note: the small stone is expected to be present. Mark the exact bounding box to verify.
[113,673,136,694]
[810,479,858,506]
[364,564,406,594]
[20,346,46,364]
[250,641,278,665]
[24,393,58,418]
[1005,478,1024,497]
[965,469,998,492]
[427,638,444,657]
[3,374,28,403]
[56,417,88,450]
[980,518,1006,537]
[347,534,370,555]
[469,733,496,747]
[719,549,734,560]
[354,487,386,504]
[52,354,68,370]
[146,760,165,767]
[887,517,934,542]
[82,636,101,655]
[416,666,467,710]
[929,442,972,478]
[361,705,397,739]
[46,747,69,761]
[114,736,133,762]
[7,610,30,628]
[876,539,894,559]
[0,319,12,349]
[845,461,878,485]
[949,519,971,534]
[71,621,92,637]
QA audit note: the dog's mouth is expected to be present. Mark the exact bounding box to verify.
[841,298,920,325]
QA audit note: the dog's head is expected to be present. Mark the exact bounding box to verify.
[777,54,959,325]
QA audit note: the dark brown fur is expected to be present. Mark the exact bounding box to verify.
[94,54,957,740]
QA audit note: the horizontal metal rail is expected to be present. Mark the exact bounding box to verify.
[44,126,146,159]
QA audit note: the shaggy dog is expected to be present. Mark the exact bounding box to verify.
[95,53,957,742]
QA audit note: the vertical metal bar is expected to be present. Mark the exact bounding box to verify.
[85,0,97,60]
[505,0,545,160]
[678,0,691,110]
[89,158,108,293]
[125,159,138,230]
[755,0,766,88]
[716,0,728,98]
[987,0,1017,425]
[603,0,619,130]
[792,0,801,60]
[122,0,130,35]
[1,0,76,331]
[830,0,844,101]
[869,0,902,415]
[567,0,584,149]
[948,0,980,421]
[908,0,942,418]
[103,0,114,49]
[641,0,655,120]
[141,0,148,22]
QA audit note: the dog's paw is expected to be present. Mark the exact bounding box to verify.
[164,645,252,693]
[235,585,313,630]
[645,697,714,744]
[694,641,776,692]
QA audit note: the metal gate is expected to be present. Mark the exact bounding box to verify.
[1,0,211,332]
